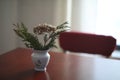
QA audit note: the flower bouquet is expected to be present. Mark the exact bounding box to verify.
[13,22,70,50]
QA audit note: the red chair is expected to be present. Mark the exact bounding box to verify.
[59,31,116,58]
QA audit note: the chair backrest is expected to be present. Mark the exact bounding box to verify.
[59,31,116,57]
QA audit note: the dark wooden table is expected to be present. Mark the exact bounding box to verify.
[0,48,120,80]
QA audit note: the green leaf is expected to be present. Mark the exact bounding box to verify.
[56,22,68,29]
[21,22,28,32]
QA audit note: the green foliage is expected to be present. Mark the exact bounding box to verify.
[13,22,70,50]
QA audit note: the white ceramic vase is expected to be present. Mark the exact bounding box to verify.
[31,50,50,71]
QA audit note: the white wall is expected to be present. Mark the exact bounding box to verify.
[0,0,18,54]
[0,0,68,54]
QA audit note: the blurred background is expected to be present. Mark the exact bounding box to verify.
[0,0,120,54]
